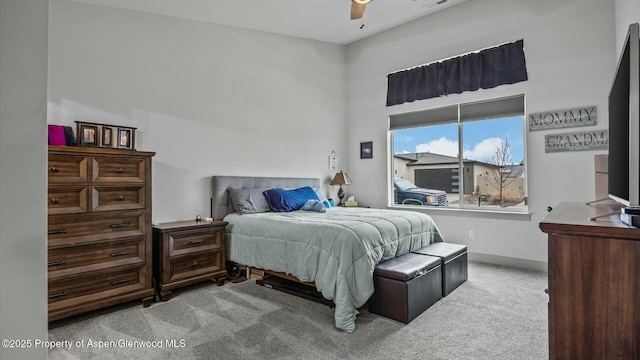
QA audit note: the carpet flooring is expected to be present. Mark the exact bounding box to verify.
[48,262,548,360]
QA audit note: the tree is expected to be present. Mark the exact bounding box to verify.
[487,137,518,207]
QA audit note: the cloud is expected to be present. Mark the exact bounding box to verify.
[415,137,458,157]
[463,137,504,162]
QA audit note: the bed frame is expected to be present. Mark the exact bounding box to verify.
[211,175,321,286]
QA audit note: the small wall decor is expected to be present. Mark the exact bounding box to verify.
[544,130,608,153]
[329,151,339,170]
[360,141,373,159]
[529,106,597,131]
[75,121,136,150]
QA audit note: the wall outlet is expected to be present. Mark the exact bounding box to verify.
[468,230,475,239]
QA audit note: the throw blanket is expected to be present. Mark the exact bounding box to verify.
[224,207,444,332]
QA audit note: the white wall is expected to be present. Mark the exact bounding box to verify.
[0,0,49,359]
[48,0,348,223]
[615,0,640,53]
[345,0,616,269]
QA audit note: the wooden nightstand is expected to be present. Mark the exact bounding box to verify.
[152,219,227,301]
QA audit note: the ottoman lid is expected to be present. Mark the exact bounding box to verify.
[374,253,440,281]
[412,242,467,262]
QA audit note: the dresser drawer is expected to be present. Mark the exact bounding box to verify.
[92,157,146,183]
[48,186,88,215]
[169,227,224,257]
[168,250,223,283]
[48,237,145,275]
[48,210,146,247]
[48,155,88,183]
[92,185,145,212]
[48,265,145,305]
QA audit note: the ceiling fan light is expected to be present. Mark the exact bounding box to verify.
[352,0,372,5]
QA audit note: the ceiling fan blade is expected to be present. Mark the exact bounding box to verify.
[351,3,366,20]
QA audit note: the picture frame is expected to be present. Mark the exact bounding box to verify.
[75,121,137,150]
[101,127,113,147]
[118,128,132,149]
[360,141,373,159]
[79,123,98,146]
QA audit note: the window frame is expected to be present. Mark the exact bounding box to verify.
[388,94,530,216]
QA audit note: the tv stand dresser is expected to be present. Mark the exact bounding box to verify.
[539,201,639,360]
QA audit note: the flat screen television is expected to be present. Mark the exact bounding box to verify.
[608,23,640,209]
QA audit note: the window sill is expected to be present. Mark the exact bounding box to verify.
[387,204,532,221]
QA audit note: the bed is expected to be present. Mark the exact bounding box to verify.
[211,175,444,332]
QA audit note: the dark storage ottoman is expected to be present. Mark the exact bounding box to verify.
[412,242,467,296]
[368,253,442,323]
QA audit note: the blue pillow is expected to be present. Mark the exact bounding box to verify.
[263,186,320,212]
[301,199,327,213]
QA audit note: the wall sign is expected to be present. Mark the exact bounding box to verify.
[544,130,608,153]
[529,106,597,131]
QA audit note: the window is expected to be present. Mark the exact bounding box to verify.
[390,95,527,212]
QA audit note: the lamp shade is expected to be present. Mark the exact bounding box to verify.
[330,171,352,186]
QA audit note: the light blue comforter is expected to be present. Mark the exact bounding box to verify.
[224,207,444,332]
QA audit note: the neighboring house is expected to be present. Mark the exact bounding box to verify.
[475,161,526,201]
[394,152,498,196]
[395,153,526,201]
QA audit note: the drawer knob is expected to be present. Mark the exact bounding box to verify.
[111,278,129,285]
[48,259,67,267]
[50,166,60,173]
[111,223,130,229]
[189,239,204,245]
[50,197,60,204]
[48,229,68,235]
[48,291,68,299]
[191,261,199,267]
[110,250,128,257]
[115,194,124,201]
[115,167,124,174]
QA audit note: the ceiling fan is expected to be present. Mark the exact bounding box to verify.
[350,0,372,20]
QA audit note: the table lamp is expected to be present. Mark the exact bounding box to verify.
[330,171,352,206]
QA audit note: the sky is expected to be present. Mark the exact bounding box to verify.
[393,116,525,164]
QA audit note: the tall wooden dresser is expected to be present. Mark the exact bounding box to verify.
[47,145,155,321]
[539,202,640,360]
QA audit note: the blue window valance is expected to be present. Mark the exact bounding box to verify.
[386,40,528,106]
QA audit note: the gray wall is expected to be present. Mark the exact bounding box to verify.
[615,0,640,53]
[345,0,616,269]
[0,0,49,359]
[48,0,348,223]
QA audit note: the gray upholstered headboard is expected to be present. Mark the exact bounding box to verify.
[211,176,320,220]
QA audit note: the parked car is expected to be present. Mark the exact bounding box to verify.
[394,177,448,206]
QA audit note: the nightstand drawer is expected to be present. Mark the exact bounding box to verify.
[169,250,223,282]
[48,155,88,183]
[153,219,227,301]
[92,185,146,212]
[48,210,146,247]
[92,156,146,183]
[48,265,145,305]
[48,236,145,275]
[48,186,88,215]
[169,227,224,256]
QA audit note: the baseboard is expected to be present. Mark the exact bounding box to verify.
[468,252,547,273]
